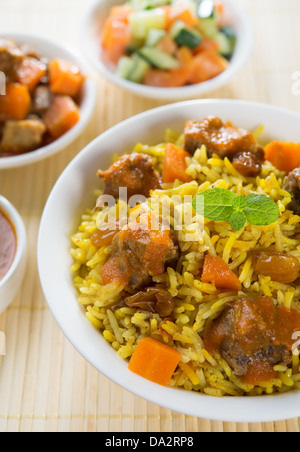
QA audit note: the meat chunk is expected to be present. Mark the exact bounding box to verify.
[97,153,161,201]
[1,118,46,153]
[31,85,53,115]
[283,168,300,216]
[204,297,300,384]
[101,212,178,291]
[0,38,24,82]
[184,116,257,158]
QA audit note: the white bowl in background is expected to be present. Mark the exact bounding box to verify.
[0,31,97,169]
[38,99,300,423]
[0,196,27,313]
[80,0,253,100]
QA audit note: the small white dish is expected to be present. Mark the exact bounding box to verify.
[0,31,97,169]
[80,0,253,100]
[38,99,300,423]
[0,196,27,314]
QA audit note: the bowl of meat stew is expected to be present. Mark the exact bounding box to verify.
[0,32,96,169]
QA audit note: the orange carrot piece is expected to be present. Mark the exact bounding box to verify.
[0,83,31,121]
[16,57,47,92]
[49,59,84,97]
[100,256,129,287]
[264,141,300,174]
[110,5,133,21]
[101,14,131,65]
[144,67,191,88]
[201,255,242,291]
[193,37,219,55]
[177,46,195,69]
[189,50,228,84]
[163,143,193,183]
[166,2,199,28]
[42,95,80,139]
[156,34,178,55]
[128,337,181,386]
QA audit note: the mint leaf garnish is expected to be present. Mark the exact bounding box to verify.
[230,210,247,231]
[192,188,235,222]
[244,194,280,226]
[192,188,280,231]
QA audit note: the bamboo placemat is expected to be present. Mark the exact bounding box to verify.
[0,0,300,433]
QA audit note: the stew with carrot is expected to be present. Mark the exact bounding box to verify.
[0,38,84,157]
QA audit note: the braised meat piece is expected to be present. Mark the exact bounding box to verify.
[184,116,257,158]
[283,168,300,216]
[101,212,178,291]
[1,118,46,153]
[0,38,24,82]
[97,153,161,201]
[204,297,300,384]
[31,85,53,115]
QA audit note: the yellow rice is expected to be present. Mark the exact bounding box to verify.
[71,129,300,397]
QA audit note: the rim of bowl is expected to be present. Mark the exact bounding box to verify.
[38,99,300,423]
[80,0,254,100]
[0,196,27,289]
[0,31,97,169]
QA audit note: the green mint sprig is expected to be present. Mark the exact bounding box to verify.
[192,188,280,231]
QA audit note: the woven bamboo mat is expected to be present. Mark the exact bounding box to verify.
[0,0,300,433]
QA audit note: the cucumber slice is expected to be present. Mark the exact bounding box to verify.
[215,31,233,58]
[197,0,215,18]
[125,38,145,55]
[146,28,166,46]
[221,26,236,41]
[138,47,179,70]
[170,20,202,49]
[117,57,136,79]
[129,0,171,10]
[128,54,151,83]
[198,15,218,39]
[129,9,166,40]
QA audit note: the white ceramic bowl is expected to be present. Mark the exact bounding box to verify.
[38,99,300,422]
[0,32,97,169]
[0,196,27,313]
[81,0,253,100]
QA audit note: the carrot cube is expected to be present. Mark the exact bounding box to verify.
[201,255,242,291]
[49,59,84,97]
[42,95,80,139]
[0,83,31,121]
[16,57,47,92]
[163,143,193,183]
[128,337,181,386]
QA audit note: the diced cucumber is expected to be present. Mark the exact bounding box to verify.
[138,47,179,70]
[198,15,218,39]
[170,20,202,49]
[117,57,136,79]
[197,0,215,19]
[146,28,166,46]
[117,55,150,84]
[215,31,235,58]
[129,9,166,40]
[128,54,151,83]
[221,26,236,41]
[125,38,145,55]
[129,0,171,11]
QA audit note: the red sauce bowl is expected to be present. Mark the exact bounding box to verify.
[0,196,27,313]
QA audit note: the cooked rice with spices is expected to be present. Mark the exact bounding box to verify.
[71,125,300,397]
